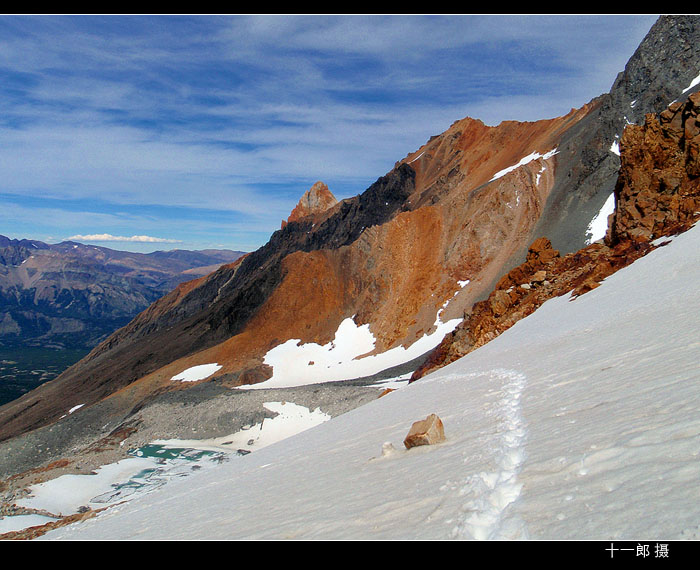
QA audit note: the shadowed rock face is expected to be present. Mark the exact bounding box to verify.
[2,16,700,451]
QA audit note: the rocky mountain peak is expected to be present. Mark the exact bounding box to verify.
[282,181,338,228]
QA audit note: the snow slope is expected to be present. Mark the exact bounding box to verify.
[41,222,700,540]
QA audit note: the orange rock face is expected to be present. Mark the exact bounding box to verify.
[282,181,338,228]
[146,109,594,389]
[607,92,700,244]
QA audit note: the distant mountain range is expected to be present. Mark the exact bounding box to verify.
[0,235,245,349]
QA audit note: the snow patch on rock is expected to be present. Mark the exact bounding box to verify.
[489,149,558,182]
[682,71,700,94]
[247,310,462,390]
[585,192,616,244]
[170,363,222,382]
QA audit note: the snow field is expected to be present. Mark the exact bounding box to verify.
[452,369,528,540]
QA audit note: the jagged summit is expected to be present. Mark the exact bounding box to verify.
[282,181,338,228]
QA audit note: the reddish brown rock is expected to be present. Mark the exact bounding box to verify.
[527,237,560,265]
[282,181,338,228]
[607,91,700,245]
[489,289,513,317]
[412,96,700,383]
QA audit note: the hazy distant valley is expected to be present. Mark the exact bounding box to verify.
[0,236,244,405]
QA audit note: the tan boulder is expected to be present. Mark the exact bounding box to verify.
[403,414,446,449]
[489,289,512,316]
[531,270,547,284]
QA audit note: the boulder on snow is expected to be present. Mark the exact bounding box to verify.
[403,413,446,449]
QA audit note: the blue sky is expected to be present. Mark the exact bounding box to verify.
[0,14,658,253]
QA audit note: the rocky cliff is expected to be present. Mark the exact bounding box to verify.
[1,15,699,475]
[281,181,338,228]
[607,92,700,243]
[530,15,700,256]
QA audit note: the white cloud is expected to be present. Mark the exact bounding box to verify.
[67,233,181,243]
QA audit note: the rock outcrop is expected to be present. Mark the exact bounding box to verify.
[282,181,338,228]
[530,15,700,256]
[607,91,700,244]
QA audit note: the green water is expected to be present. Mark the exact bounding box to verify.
[86,444,232,505]
[0,347,88,407]
[130,444,223,462]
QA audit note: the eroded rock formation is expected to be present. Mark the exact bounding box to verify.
[607,91,700,244]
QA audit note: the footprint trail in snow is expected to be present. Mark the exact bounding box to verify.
[452,369,528,540]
